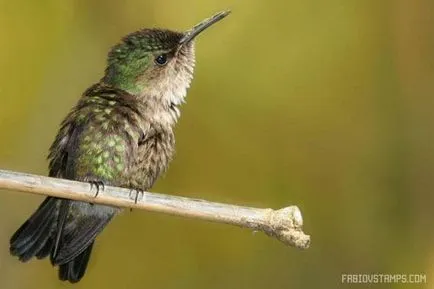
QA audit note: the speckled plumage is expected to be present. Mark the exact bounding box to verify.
[9,11,230,283]
[49,82,180,190]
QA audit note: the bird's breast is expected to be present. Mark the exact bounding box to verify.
[128,129,175,190]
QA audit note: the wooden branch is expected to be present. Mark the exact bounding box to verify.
[0,169,310,249]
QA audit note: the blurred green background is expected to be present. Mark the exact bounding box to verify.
[0,0,433,288]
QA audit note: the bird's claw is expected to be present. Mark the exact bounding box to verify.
[129,189,144,212]
[88,180,105,205]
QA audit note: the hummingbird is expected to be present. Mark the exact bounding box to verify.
[9,11,230,283]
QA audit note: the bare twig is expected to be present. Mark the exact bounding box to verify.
[0,169,310,249]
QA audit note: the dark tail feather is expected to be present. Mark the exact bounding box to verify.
[36,235,55,259]
[11,198,115,283]
[58,242,94,283]
[10,197,57,262]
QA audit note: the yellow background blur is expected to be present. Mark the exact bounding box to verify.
[0,0,433,288]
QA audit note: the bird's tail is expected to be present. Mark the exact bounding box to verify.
[58,241,94,283]
[10,197,114,283]
[10,197,58,262]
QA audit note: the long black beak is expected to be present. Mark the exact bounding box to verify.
[179,10,230,45]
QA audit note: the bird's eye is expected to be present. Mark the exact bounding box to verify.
[155,54,168,65]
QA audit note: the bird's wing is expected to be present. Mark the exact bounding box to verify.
[48,85,145,265]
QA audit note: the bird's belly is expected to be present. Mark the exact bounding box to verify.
[128,137,175,191]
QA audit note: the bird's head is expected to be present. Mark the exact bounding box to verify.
[103,11,230,107]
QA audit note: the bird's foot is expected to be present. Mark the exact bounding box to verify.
[89,180,105,197]
[128,189,144,212]
[87,180,105,205]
